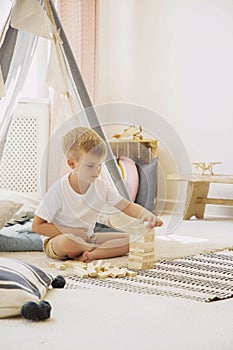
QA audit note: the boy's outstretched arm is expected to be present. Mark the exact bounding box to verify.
[115,199,163,228]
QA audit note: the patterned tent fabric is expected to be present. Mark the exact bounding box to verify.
[57,0,97,102]
[56,1,96,102]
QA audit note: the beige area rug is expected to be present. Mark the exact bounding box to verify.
[1,231,233,276]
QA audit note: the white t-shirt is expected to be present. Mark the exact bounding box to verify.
[35,173,123,238]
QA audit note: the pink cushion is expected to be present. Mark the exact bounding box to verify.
[118,156,139,201]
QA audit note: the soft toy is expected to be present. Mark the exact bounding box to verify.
[0,257,65,321]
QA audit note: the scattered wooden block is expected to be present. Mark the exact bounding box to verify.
[107,267,125,278]
[116,268,127,278]
[108,268,119,278]
[94,260,103,272]
[73,266,89,278]
[49,259,137,278]
[126,270,137,277]
[64,260,87,268]
[48,262,57,268]
[102,262,112,271]
[50,262,68,270]
[57,264,67,270]
[87,264,98,278]
[97,271,110,279]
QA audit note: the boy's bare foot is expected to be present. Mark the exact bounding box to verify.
[78,251,94,263]
[156,218,163,227]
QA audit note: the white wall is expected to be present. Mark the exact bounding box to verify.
[96,0,233,217]
[0,1,11,29]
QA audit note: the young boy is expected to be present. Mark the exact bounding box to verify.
[32,127,163,262]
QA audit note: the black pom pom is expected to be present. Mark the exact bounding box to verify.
[21,301,40,321]
[51,275,66,288]
[21,300,52,321]
[38,300,52,320]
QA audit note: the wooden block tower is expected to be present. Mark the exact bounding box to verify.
[128,228,155,270]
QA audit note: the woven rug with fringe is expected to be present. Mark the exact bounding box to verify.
[65,251,233,302]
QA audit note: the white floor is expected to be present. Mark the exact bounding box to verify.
[158,215,233,242]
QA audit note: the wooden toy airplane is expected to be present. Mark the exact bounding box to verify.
[192,162,222,175]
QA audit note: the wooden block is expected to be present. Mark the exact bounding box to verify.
[87,265,98,278]
[139,231,154,242]
[130,241,154,253]
[128,252,154,263]
[94,260,103,272]
[126,270,137,277]
[108,268,119,278]
[64,260,87,269]
[48,262,56,268]
[128,261,154,270]
[73,266,89,278]
[128,261,141,270]
[142,261,154,269]
[130,240,154,248]
[97,271,110,279]
[128,251,154,270]
[102,262,112,271]
[116,268,127,278]
[129,247,154,254]
[87,262,95,269]
[132,233,154,245]
[107,267,126,278]
[53,262,67,270]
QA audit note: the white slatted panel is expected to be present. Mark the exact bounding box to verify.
[0,98,49,193]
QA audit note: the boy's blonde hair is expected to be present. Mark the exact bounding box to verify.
[62,127,107,160]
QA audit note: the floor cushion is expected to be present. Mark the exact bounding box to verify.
[0,257,65,320]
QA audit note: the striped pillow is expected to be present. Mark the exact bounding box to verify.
[0,257,53,319]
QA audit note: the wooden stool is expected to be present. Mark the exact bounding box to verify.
[167,174,233,220]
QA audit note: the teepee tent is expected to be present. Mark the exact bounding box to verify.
[0,0,129,202]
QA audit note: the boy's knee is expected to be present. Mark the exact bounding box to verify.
[56,235,83,257]
[122,233,130,245]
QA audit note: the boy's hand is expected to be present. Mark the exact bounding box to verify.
[140,215,163,229]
